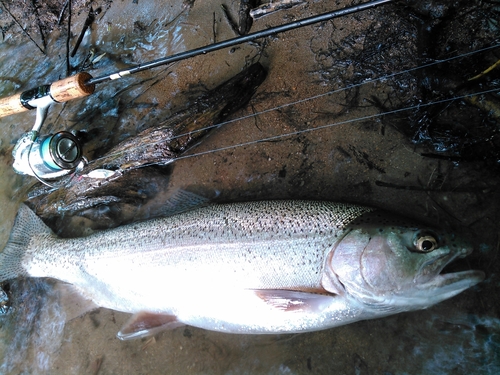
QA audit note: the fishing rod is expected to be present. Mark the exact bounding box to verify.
[0,0,393,183]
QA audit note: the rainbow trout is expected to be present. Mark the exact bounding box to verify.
[0,201,484,340]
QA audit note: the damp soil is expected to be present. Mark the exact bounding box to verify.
[0,0,499,374]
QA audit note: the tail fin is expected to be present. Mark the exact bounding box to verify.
[0,204,53,282]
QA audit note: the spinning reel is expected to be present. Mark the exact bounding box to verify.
[6,73,94,185]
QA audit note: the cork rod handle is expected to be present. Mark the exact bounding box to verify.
[0,72,95,118]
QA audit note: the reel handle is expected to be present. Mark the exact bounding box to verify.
[0,72,95,118]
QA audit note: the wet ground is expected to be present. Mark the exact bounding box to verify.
[0,0,499,374]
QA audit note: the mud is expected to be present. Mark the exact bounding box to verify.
[0,0,499,374]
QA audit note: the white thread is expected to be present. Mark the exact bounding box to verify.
[91,43,500,164]
[110,71,131,80]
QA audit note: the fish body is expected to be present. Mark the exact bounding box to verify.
[0,201,484,339]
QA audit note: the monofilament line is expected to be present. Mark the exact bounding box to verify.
[174,86,500,162]
[89,41,500,165]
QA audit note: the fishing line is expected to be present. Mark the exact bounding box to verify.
[88,85,500,170]
[174,86,500,161]
[110,43,500,148]
[166,41,500,140]
[88,42,500,165]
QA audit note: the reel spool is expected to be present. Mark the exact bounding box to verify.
[12,131,84,180]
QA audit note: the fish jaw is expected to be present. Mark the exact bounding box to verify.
[408,241,485,307]
[368,269,485,313]
[411,269,485,306]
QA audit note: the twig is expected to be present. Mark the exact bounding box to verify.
[90,354,103,375]
[221,4,240,36]
[66,0,72,76]
[375,180,480,193]
[468,58,500,81]
[31,0,47,51]
[212,11,217,43]
[0,0,45,55]
[71,6,97,57]
[58,0,70,25]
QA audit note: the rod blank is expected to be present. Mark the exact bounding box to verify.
[87,0,393,85]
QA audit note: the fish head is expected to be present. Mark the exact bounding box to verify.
[326,210,485,313]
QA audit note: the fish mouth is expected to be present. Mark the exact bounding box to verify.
[415,249,485,302]
[421,270,485,295]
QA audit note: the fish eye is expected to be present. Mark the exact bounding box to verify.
[414,235,438,253]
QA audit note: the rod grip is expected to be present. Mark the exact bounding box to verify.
[50,72,95,102]
[0,93,27,117]
[0,72,95,119]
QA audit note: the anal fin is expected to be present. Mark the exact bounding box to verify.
[117,311,184,340]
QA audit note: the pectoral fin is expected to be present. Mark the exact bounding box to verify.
[253,289,336,312]
[117,311,184,340]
